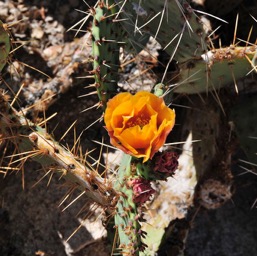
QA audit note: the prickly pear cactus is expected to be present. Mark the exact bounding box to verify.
[91,1,122,109]
[177,45,257,94]
[113,151,179,255]
[117,0,209,62]
[0,89,117,213]
[91,0,151,110]
[1,0,257,255]
[115,1,257,94]
[113,155,146,255]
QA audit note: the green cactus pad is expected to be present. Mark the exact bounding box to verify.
[117,0,209,62]
[175,45,257,94]
[91,1,122,109]
[116,1,257,94]
[114,154,144,255]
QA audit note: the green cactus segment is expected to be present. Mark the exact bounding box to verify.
[0,90,117,213]
[114,154,144,255]
[92,1,122,109]
[175,45,257,94]
[118,0,209,62]
[230,93,257,165]
[117,2,257,94]
[0,21,10,72]
[114,2,150,54]
[153,83,165,97]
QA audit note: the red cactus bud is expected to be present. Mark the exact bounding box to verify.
[154,151,179,175]
[130,177,155,205]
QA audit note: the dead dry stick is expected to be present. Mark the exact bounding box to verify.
[0,89,118,214]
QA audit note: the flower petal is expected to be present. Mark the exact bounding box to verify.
[104,92,132,131]
[104,91,176,162]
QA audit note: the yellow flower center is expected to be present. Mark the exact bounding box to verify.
[125,113,150,129]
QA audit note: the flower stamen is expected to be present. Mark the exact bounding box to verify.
[125,113,150,129]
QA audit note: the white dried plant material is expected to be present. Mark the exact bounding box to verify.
[145,132,197,228]
[140,132,197,253]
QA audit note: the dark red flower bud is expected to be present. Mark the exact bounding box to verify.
[154,151,179,175]
[130,177,155,205]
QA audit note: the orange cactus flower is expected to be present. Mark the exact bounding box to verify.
[104,91,175,162]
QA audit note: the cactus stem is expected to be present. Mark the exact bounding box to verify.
[0,89,118,213]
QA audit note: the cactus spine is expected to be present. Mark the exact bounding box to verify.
[1,0,257,255]
[91,1,122,109]
[113,154,144,255]
[115,1,257,94]
[0,89,118,213]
